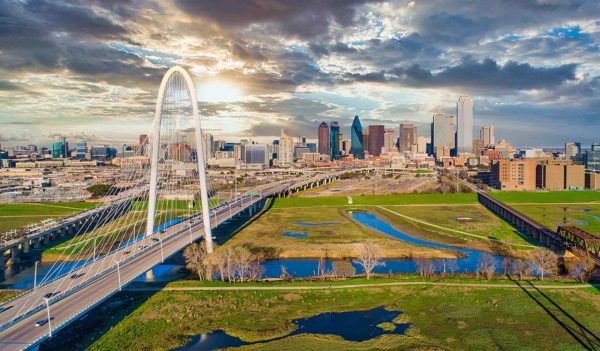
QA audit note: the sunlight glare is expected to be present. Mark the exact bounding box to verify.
[197,80,242,103]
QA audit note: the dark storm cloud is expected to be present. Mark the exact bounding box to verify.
[23,0,129,40]
[175,0,381,38]
[0,0,162,90]
[347,57,577,91]
[407,0,598,46]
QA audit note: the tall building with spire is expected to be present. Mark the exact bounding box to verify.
[318,122,329,156]
[457,96,473,154]
[349,115,364,158]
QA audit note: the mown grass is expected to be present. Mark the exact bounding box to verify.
[222,206,455,259]
[83,280,600,351]
[0,290,19,303]
[165,274,592,288]
[0,202,98,233]
[490,191,600,204]
[380,205,536,248]
[271,193,478,208]
[511,203,600,234]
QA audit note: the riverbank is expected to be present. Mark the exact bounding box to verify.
[224,194,536,261]
[222,205,458,260]
[39,276,600,351]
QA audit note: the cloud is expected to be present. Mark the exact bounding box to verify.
[175,0,381,38]
[346,57,577,91]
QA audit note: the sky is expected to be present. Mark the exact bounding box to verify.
[0,0,599,148]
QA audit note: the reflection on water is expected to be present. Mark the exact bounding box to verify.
[262,212,506,278]
[174,306,409,350]
[2,211,511,289]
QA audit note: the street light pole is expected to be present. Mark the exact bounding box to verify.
[44,297,52,337]
[116,261,122,291]
[33,260,39,289]
[160,239,164,263]
[93,238,97,259]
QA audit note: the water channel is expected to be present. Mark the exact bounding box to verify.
[1,211,507,289]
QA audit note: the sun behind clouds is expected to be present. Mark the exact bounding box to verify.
[196,80,242,103]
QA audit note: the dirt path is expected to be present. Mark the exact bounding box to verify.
[124,281,599,291]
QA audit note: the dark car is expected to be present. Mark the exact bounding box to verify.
[43,292,59,299]
[35,319,47,327]
[124,250,131,255]
[151,238,159,242]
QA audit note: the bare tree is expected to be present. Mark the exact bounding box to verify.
[446,259,459,275]
[280,265,292,281]
[415,258,435,278]
[502,256,513,276]
[232,246,255,282]
[211,247,228,282]
[478,253,496,280]
[512,259,530,281]
[568,248,595,282]
[183,242,209,281]
[353,243,385,279]
[529,247,558,281]
[332,260,356,279]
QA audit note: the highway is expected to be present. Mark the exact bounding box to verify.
[0,173,337,351]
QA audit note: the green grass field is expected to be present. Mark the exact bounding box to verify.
[490,191,600,204]
[69,279,600,351]
[231,194,534,257]
[223,206,455,259]
[379,205,535,248]
[0,202,98,233]
[511,204,600,234]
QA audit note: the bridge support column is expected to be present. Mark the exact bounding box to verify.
[0,256,5,270]
[23,241,30,254]
[34,238,42,249]
[10,247,21,264]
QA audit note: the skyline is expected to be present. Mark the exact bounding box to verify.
[1,0,600,147]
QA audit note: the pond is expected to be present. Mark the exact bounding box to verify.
[282,231,309,238]
[174,306,410,350]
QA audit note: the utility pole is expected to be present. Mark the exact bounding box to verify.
[44,297,52,337]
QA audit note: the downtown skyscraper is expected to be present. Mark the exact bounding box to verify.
[349,115,364,159]
[318,122,329,156]
[368,125,385,156]
[399,124,416,152]
[456,96,473,154]
[329,121,340,160]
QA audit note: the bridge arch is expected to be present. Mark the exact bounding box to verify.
[146,66,213,253]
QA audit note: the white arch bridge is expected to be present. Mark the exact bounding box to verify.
[0,67,348,351]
